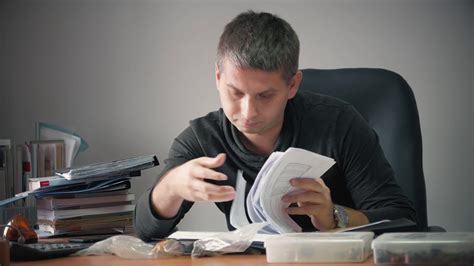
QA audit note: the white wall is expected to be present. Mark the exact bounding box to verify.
[1,0,472,232]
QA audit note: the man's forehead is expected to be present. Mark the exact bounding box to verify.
[225,82,276,93]
[221,58,284,77]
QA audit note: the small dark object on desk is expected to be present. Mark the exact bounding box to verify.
[69,234,118,243]
[9,242,92,261]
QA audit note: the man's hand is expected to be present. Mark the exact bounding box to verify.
[167,153,236,202]
[151,153,235,218]
[282,177,336,231]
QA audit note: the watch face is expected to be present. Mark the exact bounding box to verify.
[334,205,348,228]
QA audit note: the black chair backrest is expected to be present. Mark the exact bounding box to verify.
[299,68,427,230]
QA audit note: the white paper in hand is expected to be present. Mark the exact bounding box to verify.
[246,148,335,234]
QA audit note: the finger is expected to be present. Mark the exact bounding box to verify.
[192,178,235,194]
[282,191,325,204]
[290,177,327,192]
[285,204,323,216]
[192,189,236,202]
[195,153,226,168]
[315,177,329,189]
[191,166,228,181]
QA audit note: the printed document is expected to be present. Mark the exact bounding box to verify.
[231,147,335,234]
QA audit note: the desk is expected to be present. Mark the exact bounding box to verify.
[11,255,374,266]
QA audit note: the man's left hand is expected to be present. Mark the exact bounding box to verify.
[282,177,336,231]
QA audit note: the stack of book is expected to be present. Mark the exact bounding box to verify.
[29,155,159,236]
[36,191,135,235]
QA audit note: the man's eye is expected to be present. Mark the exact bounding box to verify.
[230,90,243,97]
[259,93,274,99]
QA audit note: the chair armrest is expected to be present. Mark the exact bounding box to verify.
[427,225,446,232]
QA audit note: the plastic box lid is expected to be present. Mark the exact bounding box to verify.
[372,232,474,264]
[264,232,374,263]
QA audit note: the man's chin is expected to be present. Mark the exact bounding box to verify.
[236,125,262,134]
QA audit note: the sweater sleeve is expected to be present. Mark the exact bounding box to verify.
[133,126,202,241]
[335,105,418,226]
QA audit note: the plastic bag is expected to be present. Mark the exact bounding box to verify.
[73,235,184,259]
[191,222,268,257]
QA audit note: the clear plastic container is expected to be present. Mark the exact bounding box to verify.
[372,232,474,264]
[264,232,374,263]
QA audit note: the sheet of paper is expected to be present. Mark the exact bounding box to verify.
[329,219,391,233]
[247,148,335,234]
[229,169,251,229]
[245,152,282,234]
[168,231,279,243]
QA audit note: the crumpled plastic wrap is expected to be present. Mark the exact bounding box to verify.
[191,222,268,257]
[73,222,267,259]
[73,235,184,259]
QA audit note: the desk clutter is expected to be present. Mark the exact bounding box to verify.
[372,232,474,264]
[1,122,89,226]
[32,154,159,236]
[264,231,474,264]
[2,154,160,264]
[1,122,160,237]
[167,229,474,264]
[0,153,159,237]
[264,232,374,263]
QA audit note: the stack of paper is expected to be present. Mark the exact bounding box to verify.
[26,155,159,235]
[231,148,335,234]
[36,192,135,235]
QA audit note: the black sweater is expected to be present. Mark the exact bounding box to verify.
[134,91,417,241]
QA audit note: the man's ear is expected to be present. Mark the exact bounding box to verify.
[288,70,303,99]
[215,63,221,90]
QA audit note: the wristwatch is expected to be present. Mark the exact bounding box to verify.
[333,204,349,228]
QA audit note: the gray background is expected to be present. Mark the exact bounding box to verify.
[1,0,472,232]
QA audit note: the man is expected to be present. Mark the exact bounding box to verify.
[134,11,417,241]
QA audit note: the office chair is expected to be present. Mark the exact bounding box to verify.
[299,68,444,232]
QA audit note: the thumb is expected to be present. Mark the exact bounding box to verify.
[197,153,226,168]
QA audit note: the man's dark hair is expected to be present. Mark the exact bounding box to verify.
[217,11,300,84]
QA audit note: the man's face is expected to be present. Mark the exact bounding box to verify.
[216,59,301,137]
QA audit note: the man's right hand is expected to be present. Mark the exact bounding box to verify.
[150,153,235,218]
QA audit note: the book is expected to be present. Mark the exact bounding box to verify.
[0,178,133,206]
[0,142,8,200]
[38,212,133,229]
[1,167,143,207]
[55,155,159,180]
[48,189,128,198]
[30,140,65,178]
[38,213,133,235]
[37,122,89,168]
[14,144,32,195]
[36,193,135,210]
[37,204,135,220]
[28,171,140,190]
[37,211,134,235]
[15,145,23,194]
[230,147,336,234]
[33,177,132,197]
[0,140,13,200]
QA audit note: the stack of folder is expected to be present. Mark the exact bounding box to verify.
[29,155,159,235]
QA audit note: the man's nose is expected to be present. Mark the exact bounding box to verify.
[241,97,258,120]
